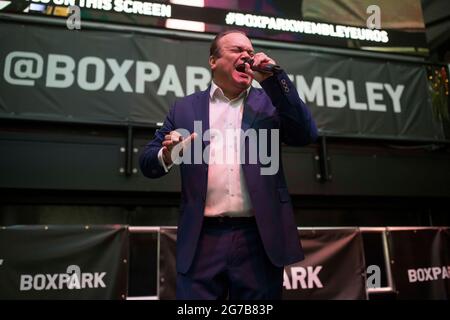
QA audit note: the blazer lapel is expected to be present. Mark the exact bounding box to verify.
[240,87,264,194]
[241,87,262,132]
[194,87,210,149]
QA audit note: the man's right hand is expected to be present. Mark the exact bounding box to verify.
[161,131,197,166]
[161,131,183,166]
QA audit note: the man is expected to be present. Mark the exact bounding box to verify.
[140,30,318,299]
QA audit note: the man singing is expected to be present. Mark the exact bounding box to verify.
[140,30,318,299]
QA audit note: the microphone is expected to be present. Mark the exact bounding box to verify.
[236,58,282,74]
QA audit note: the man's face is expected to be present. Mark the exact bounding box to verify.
[209,32,255,94]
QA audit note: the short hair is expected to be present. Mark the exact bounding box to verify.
[209,29,248,58]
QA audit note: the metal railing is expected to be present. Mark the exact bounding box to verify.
[126,226,435,300]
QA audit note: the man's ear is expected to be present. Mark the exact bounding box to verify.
[209,55,216,72]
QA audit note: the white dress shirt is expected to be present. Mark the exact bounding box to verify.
[158,82,253,217]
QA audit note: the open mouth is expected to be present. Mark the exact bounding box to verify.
[235,63,246,73]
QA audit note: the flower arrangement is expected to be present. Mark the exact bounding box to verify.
[427,66,449,122]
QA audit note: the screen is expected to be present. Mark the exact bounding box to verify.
[0,0,428,56]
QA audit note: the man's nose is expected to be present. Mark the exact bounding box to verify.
[240,55,252,65]
[240,51,252,61]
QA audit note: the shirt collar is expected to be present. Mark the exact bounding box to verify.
[210,81,251,101]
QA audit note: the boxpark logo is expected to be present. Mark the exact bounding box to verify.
[407,265,450,283]
[283,265,382,290]
[19,265,107,291]
[3,51,405,114]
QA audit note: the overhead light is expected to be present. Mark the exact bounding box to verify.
[0,1,11,11]
[166,19,205,32]
[169,0,204,7]
[29,3,46,12]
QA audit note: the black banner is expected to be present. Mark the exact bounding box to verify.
[387,227,450,300]
[159,227,177,300]
[0,21,445,141]
[0,225,129,299]
[283,228,367,300]
[159,228,367,300]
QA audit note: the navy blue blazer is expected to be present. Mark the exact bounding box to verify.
[140,71,318,274]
